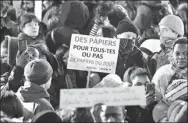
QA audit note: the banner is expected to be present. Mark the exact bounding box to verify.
[67,34,120,73]
[60,86,146,108]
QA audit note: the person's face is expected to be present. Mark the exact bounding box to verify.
[89,73,101,88]
[96,28,103,37]
[100,105,124,122]
[131,75,150,87]
[172,43,187,69]
[23,20,39,38]
[117,32,137,55]
[159,26,178,47]
[23,1,34,11]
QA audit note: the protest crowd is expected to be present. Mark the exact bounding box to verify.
[0,0,188,122]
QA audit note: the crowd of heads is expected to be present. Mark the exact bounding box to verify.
[0,0,187,123]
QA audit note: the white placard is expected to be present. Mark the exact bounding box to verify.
[67,34,120,73]
[60,86,146,108]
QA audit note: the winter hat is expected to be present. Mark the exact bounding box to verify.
[24,59,53,85]
[94,74,124,88]
[108,4,129,28]
[60,1,89,29]
[165,79,187,103]
[51,26,79,47]
[159,15,184,36]
[116,19,139,36]
[31,111,63,123]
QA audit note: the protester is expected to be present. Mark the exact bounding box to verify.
[42,0,62,26]
[153,37,187,102]
[89,1,113,36]
[152,37,187,122]
[89,73,101,88]
[0,90,23,118]
[0,1,19,43]
[1,1,188,123]
[20,0,34,13]
[59,1,89,32]
[31,110,63,123]
[116,19,145,79]
[123,67,156,123]
[0,47,40,93]
[90,103,127,122]
[18,12,44,45]
[108,4,130,28]
[71,108,93,122]
[16,59,54,120]
[147,15,185,76]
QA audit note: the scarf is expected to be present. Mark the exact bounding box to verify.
[160,36,177,53]
[119,39,134,59]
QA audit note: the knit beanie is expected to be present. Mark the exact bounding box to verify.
[94,74,124,88]
[24,59,53,85]
[31,111,63,123]
[116,19,139,36]
[165,79,187,103]
[108,4,129,28]
[159,15,184,36]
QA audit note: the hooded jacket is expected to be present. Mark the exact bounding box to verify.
[16,82,54,120]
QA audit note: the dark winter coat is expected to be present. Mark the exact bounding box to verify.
[116,47,145,79]
[16,82,54,120]
[126,102,157,123]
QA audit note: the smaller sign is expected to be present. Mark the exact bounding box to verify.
[60,86,146,108]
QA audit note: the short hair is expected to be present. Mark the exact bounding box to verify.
[172,37,188,50]
[130,67,150,82]
[100,25,116,38]
[19,12,39,30]
[0,90,23,118]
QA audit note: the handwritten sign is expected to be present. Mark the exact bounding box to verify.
[60,86,146,108]
[67,34,120,73]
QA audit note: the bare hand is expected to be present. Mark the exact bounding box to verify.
[16,50,30,68]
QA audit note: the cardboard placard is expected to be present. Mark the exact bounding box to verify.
[60,86,146,108]
[67,34,120,73]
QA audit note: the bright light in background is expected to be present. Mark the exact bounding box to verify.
[35,1,42,21]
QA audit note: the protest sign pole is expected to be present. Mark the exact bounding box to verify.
[86,71,91,88]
